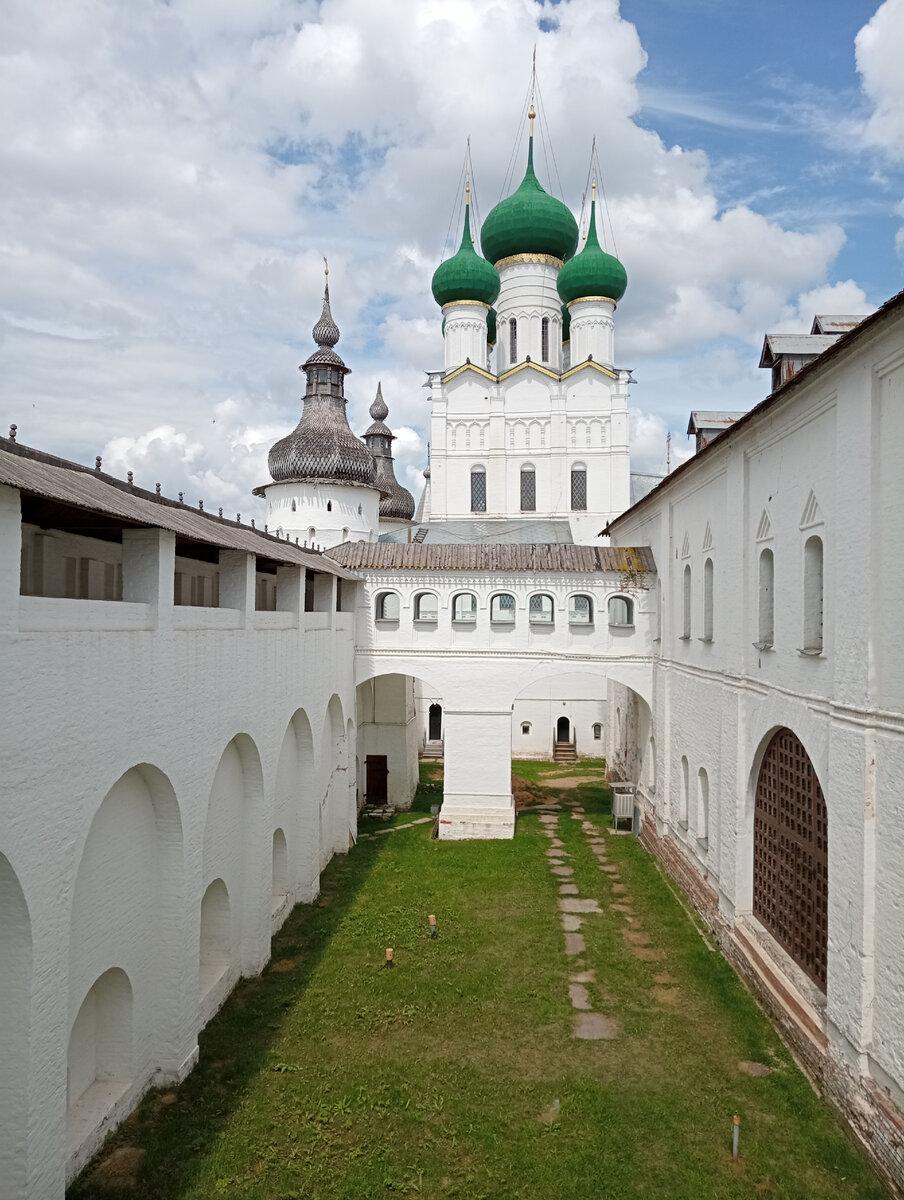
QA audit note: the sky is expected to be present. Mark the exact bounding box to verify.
[2,0,904,516]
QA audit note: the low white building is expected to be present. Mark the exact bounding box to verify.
[605,289,904,1194]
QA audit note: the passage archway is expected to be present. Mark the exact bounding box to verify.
[753,728,828,989]
[556,716,571,743]
[357,673,430,811]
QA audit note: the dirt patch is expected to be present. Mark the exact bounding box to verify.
[611,903,634,914]
[653,972,678,985]
[91,1147,146,1189]
[158,1092,178,1106]
[653,987,680,1006]
[271,957,299,972]
[512,774,547,809]
[538,1099,561,1124]
[631,946,664,962]
[533,776,603,790]
[739,1061,774,1077]
[611,883,628,895]
[622,929,651,946]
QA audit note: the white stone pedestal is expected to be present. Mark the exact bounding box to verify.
[437,707,515,839]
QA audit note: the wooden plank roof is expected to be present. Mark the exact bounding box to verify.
[325,541,655,574]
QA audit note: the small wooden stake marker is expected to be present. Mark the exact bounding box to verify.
[429,914,437,939]
[384,947,394,968]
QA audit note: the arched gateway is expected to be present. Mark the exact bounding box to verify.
[753,728,828,989]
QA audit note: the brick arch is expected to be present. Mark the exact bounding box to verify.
[753,727,828,989]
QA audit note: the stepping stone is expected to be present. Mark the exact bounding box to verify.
[632,946,664,961]
[411,816,434,825]
[601,865,620,875]
[540,815,559,825]
[549,837,564,848]
[571,814,583,821]
[559,883,579,895]
[623,929,651,946]
[611,903,634,914]
[551,865,574,877]
[611,883,628,894]
[559,897,602,913]
[569,983,592,1010]
[564,932,586,956]
[546,848,571,858]
[573,1013,619,1040]
[561,914,584,932]
[570,970,596,983]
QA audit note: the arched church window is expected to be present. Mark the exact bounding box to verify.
[375,591,400,622]
[571,465,587,511]
[470,467,486,513]
[703,557,714,641]
[608,595,633,626]
[291,499,296,512]
[568,594,593,625]
[327,500,332,512]
[520,465,536,512]
[682,564,692,639]
[509,318,517,365]
[593,723,602,740]
[308,527,315,543]
[490,593,516,623]
[803,536,823,652]
[758,548,774,647]
[541,317,549,362]
[452,592,477,622]
[528,593,554,624]
[414,592,438,622]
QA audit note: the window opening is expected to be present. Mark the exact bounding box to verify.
[608,595,633,626]
[509,318,517,364]
[490,593,516,623]
[375,592,400,621]
[696,768,709,843]
[470,468,486,512]
[520,467,536,512]
[541,317,549,362]
[528,593,554,624]
[702,557,714,641]
[679,756,689,825]
[571,468,587,511]
[758,548,774,647]
[452,592,477,622]
[569,594,593,624]
[521,723,531,736]
[414,592,438,621]
[593,723,602,740]
[682,564,691,639]
[803,536,823,652]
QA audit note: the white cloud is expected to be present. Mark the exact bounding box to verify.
[856,0,904,159]
[0,0,870,514]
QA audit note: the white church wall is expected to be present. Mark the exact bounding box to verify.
[264,479,379,549]
[607,307,904,1187]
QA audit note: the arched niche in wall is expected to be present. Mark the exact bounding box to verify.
[275,709,317,908]
[0,853,31,1198]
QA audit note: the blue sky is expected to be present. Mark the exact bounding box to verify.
[1,0,902,503]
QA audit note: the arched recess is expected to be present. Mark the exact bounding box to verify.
[357,673,438,814]
[0,854,31,1198]
[271,831,289,924]
[199,879,231,995]
[753,727,828,989]
[67,969,133,1163]
[68,765,183,1162]
[321,695,347,866]
[515,669,609,763]
[201,734,265,995]
[275,708,317,906]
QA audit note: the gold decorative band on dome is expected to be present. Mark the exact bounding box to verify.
[494,252,564,271]
[565,296,618,309]
[441,300,491,311]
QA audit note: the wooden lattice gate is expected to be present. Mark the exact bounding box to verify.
[753,728,828,989]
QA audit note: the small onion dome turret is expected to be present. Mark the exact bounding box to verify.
[431,194,500,309]
[480,128,579,267]
[487,307,497,346]
[362,383,415,521]
[557,195,627,306]
[267,270,377,488]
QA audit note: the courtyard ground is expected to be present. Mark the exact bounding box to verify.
[69,762,888,1199]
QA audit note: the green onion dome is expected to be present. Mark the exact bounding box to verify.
[557,198,627,306]
[431,202,500,308]
[487,307,497,345]
[481,136,579,267]
[561,304,571,342]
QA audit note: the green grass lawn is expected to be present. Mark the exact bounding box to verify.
[70,762,888,1199]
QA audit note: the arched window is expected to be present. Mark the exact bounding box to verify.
[803,535,823,652]
[509,318,518,364]
[682,564,692,639]
[490,593,516,623]
[571,464,587,511]
[696,768,709,842]
[470,467,486,513]
[528,593,554,624]
[758,548,774,647]
[520,465,536,512]
[754,728,827,989]
[521,722,531,736]
[414,592,438,622]
[703,557,714,641]
[568,594,593,625]
[341,527,349,542]
[375,591,400,621]
[608,595,633,626]
[452,592,477,622]
[308,527,315,543]
[291,499,296,512]
[326,500,332,512]
[679,755,689,825]
[593,723,602,740]
[647,737,656,789]
[541,316,549,362]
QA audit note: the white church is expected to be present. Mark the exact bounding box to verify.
[2,112,904,1197]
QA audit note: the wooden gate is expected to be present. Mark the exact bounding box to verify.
[753,728,828,989]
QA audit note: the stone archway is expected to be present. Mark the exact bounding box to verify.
[753,728,828,990]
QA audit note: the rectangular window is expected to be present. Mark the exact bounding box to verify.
[470,471,486,512]
[509,318,517,364]
[541,317,549,362]
[571,469,587,510]
[520,469,536,511]
[521,723,531,735]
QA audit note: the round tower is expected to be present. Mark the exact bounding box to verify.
[432,182,500,371]
[557,183,627,366]
[255,265,382,548]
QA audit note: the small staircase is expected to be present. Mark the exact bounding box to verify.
[421,739,444,760]
[553,741,577,763]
